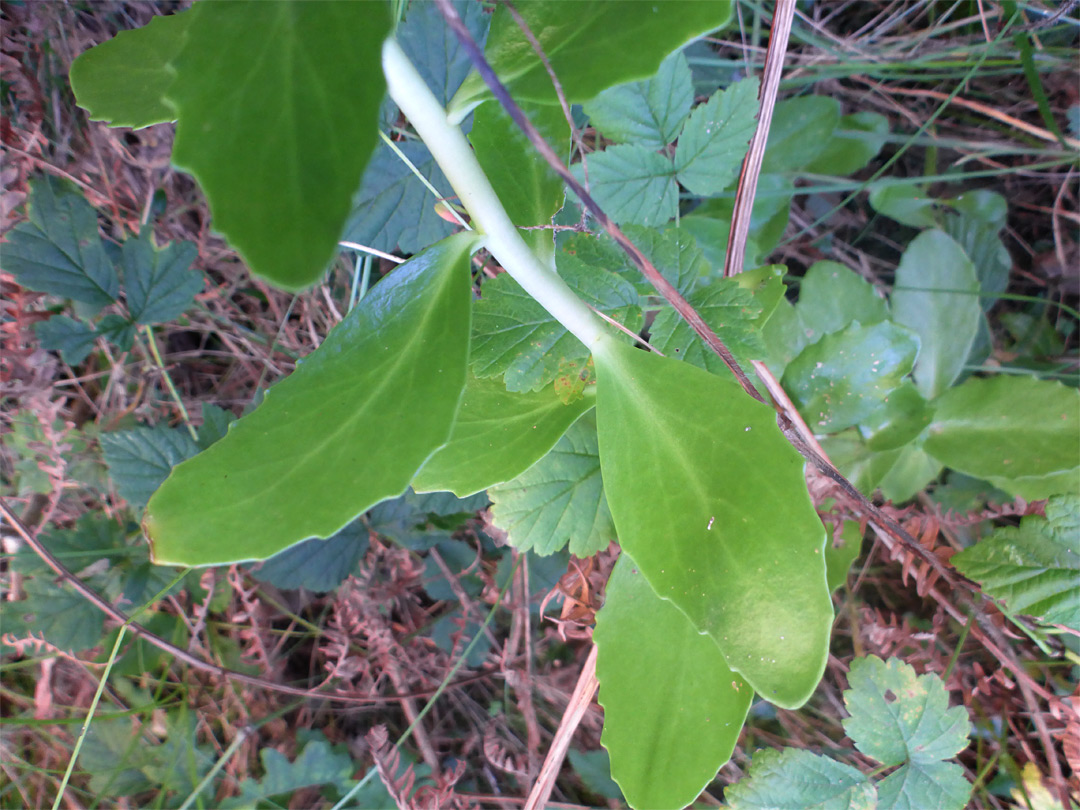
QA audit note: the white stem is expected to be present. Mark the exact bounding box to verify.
[382,38,612,354]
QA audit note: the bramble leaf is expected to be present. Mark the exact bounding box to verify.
[144,234,476,566]
[223,736,354,809]
[18,579,105,653]
[414,374,593,497]
[488,411,614,557]
[952,495,1079,631]
[674,78,760,196]
[595,342,831,708]
[574,145,677,227]
[101,425,201,509]
[619,225,709,296]
[726,748,875,810]
[251,520,369,593]
[595,555,752,809]
[121,230,202,325]
[396,0,490,107]
[34,315,97,365]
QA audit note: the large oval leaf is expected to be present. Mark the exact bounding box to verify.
[145,234,477,566]
[595,554,752,810]
[594,342,831,708]
[448,1,731,121]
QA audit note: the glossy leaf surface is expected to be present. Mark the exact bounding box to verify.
[922,375,1080,499]
[413,374,592,496]
[674,78,760,196]
[726,749,875,810]
[450,1,731,117]
[145,234,476,566]
[595,342,831,708]
[165,0,390,289]
[595,555,752,809]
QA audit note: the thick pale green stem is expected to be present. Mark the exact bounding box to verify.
[382,38,613,354]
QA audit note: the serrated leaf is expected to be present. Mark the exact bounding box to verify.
[763,96,841,173]
[11,514,128,581]
[796,260,889,338]
[952,495,1079,630]
[595,555,752,809]
[595,342,831,708]
[922,375,1080,499]
[449,1,732,118]
[843,656,972,810]
[892,230,981,399]
[4,177,118,309]
[251,519,369,593]
[583,50,693,149]
[69,10,192,128]
[164,0,390,289]
[674,78,760,196]
[34,315,97,365]
[396,0,490,107]
[344,140,456,255]
[18,579,105,653]
[471,255,641,392]
[225,736,353,808]
[488,411,614,557]
[574,145,677,227]
[121,230,202,325]
[620,225,710,296]
[725,748,875,810]
[783,320,919,433]
[144,234,475,566]
[805,111,889,176]
[196,403,235,449]
[95,313,136,351]
[414,374,592,497]
[101,425,201,509]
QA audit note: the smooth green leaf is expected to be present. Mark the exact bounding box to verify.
[782,320,919,433]
[121,231,202,325]
[414,374,592,497]
[583,50,693,149]
[595,342,831,708]
[449,1,731,118]
[922,375,1080,499]
[472,255,641,392]
[251,519,369,593]
[5,177,118,309]
[566,749,622,800]
[144,234,475,566]
[685,174,794,269]
[472,100,568,262]
[843,656,972,810]
[825,520,864,593]
[674,78,760,196]
[796,260,889,338]
[892,230,981,399]
[878,445,943,504]
[165,0,390,289]
[224,737,354,808]
[726,748,875,810]
[804,111,889,176]
[763,96,841,173]
[69,9,193,128]
[595,555,752,810]
[34,315,97,365]
[952,495,1079,630]
[942,190,1010,308]
[488,412,614,557]
[869,185,939,229]
[860,382,934,452]
[18,579,105,653]
[101,425,201,509]
[575,145,677,227]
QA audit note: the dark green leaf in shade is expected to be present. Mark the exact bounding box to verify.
[941,190,1011,309]
[69,9,193,128]
[488,411,614,557]
[619,225,709,296]
[584,50,694,149]
[100,425,201,509]
[414,374,592,497]
[795,260,889,338]
[921,375,1080,500]
[891,230,981,399]
[674,78,760,196]
[763,95,841,173]
[472,100,569,262]
[684,174,794,270]
[804,111,890,176]
[843,656,972,810]
[165,1,390,289]
[825,520,864,594]
[144,234,475,566]
[567,749,622,800]
[344,140,455,255]
[11,514,127,580]
[471,255,642,392]
[429,608,492,668]
[4,177,118,309]
[34,315,97,365]
[18,579,105,653]
[594,555,753,809]
[224,736,354,808]
[725,748,875,810]
[869,185,939,229]
[120,231,202,325]
[196,403,236,450]
[952,495,1079,631]
[94,313,137,352]
[860,382,934,452]
[251,519,369,593]
[423,540,484,601]
[449,1,732,118]
[573,145,677,227]
[396,0,490,107]
[595,343,832,708]
[782,320,919,433]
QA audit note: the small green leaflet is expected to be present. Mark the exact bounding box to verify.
[619,225,708,296]
[250,520,369,594]
[16,579,105,654]
[574,145,678,227]
[805,111,890,177]
[488,411,614,557]
[795,260,889,337]
[952,494,1079,631]
[222,735,354,808]
[674,77,760,196]
[120,230,202,325]
[5,176,118,310]
[34,315,98,365]
[101,425,202,509]
[725,749,875,810]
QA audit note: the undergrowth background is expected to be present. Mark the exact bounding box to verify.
[1,1,1078,808]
